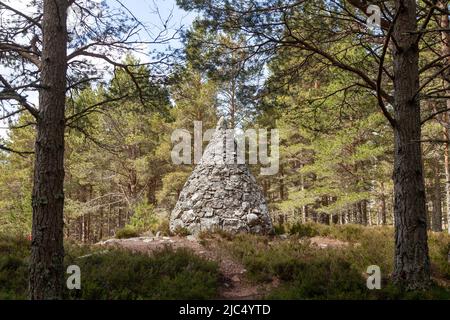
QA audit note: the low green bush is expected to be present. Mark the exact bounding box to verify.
[151,218,170,236]
[327,224,366,242]
[0,234,29,299]
[0,234,220,300]
[428,232,450,279]
[288,222,320,237]
[268,257,368,299]
[115,226,140,239]
[273,224,286,235]
[65,247,220,299]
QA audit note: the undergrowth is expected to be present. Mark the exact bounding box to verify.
[215,223,450,299]
[0,234,219,300]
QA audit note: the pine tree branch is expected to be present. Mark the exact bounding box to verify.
[0,75,40,119]
[0,1,42,28]
[0,144,34,156]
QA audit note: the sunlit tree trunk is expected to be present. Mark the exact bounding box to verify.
[439,0,450,234]
[29,0,68,299]
[391,0,430,289]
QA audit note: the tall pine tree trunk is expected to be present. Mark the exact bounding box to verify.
[444,125,450,232]
[443,117,450,232]
[391,0,430,289]
[432,159,443,232]
[29,0,68,299]
[380,181,387,225]
[299,164,306,223]
[439,0,450,234]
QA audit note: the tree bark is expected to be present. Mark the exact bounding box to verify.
[391,0,430,289]
[29,0,68,299]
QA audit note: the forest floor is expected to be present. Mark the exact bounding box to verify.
[97,235,268,299]
[2,223,450,299]
[95,234,351,299]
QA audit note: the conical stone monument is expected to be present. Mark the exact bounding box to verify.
[170,118,273,235]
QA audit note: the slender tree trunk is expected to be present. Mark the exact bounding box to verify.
[29,0,68,299]
[107,202,111,237]
[439,0,450,234]
[354,203,361,224]
[299,164,306,223]
[432,159,443,232]
[147,178,157,205]
[81,214,86,243]
[443,121,450,232]
[426,201,431,231]
[79,218,82,242]
[99,207,104,240]
[87,212,91,243]
[279,165,285,200]
[444,131,450,232]
[380,182,387,225]
[391,0,430,289]
[361,200,368,226]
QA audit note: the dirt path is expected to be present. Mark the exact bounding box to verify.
[96,235,276,299]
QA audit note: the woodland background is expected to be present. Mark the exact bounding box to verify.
[1,0,449,242]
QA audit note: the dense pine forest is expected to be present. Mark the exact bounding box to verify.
[1,0,450,300]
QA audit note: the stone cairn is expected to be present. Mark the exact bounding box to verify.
[170,118,273,235]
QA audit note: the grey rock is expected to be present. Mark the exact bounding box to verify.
[234,209,244,217]
[225,183,234,191]
[212,202,223,209]
[187,223,201,234]
[223,218,248,232]
[181,209,195,223]
[200,216,220,231]
[191,192,202,202]
[247,213,259,226]
[204,207,214,217]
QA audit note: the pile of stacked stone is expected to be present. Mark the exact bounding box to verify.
[170,118,273,235]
